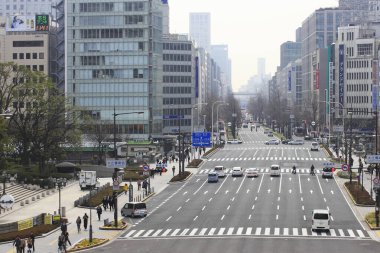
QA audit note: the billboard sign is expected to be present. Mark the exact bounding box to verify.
[288,70,291,92]
[35,15,49,31]
[6,15,35,31]
[338,44,345,106]
[192,132,211,147]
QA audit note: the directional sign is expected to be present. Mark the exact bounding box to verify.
[143,165,149,171]
[192,132,211,147]
[0,194,15,209]
[341,164,349,172]
[106,159,126,168]
[323,162,335,168]
[155,163,167,168]
[366,155,380,164]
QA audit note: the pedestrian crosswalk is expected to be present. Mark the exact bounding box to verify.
[207,157,327,162]
[223,147,315,150]
[197,168,323,175]
[122,226,369,239]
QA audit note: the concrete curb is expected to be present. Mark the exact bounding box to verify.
[202,148,219,159]
[168,172,194,184]
[99,223,128,231]
[365,219,380,230]
[187,160,205,169]
[67,238,109,252]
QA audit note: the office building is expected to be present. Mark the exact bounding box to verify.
[211,44,231,93]
[280,41,301,69]
[65,0,166,140]
[189,12,211,52]
[0,0,56,17]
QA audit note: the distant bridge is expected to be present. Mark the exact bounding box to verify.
[232,92,258,96]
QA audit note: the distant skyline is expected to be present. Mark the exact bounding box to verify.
[169,0,338,91]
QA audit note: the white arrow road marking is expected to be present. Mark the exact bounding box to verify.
[166,216,172,222]
[202,206,206,211]
[185,198,190,203]
[193,216,198,221]
[177,206,182,212]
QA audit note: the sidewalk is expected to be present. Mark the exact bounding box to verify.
[0,158,197,253]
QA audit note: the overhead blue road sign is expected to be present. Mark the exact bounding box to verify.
[192,132,211,147]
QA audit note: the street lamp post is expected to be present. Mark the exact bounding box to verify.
[216,103,228,144]
[348,110,353,184]
[112,107,144,228]
[211,101,224,147]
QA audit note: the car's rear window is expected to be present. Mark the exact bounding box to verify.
[271,167,279,170]
[314,213,329,220]
[214,167,223,171]
[323,168,332,172]
[135,203,146,209]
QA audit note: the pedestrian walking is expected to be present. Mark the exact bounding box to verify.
[76,216,81,233]
[102,196,107,211]
[20,238,26,253]
[13,236,21,253]
[172,165,176,176]
[310,164,315,175]
[83,213,88,230]
[58,233,66,252]
[292,165,297,174]
[137,179,142,191]
[142,179,149,195]
[26,237,32,253]
[60,221,67,234]
[96,206,102,221]
[64,231,71,247]
[124,183,129,195]
[109,196,114,211]
[29,233,35,252]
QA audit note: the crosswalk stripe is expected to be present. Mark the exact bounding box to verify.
[316,170,320,173]
[208,228,216,235]
[125,230,136,237]
[142,229,154,237]
[218,227,226,235]
[162,229,172,237]
[319,158,322,161]
[357,230,365,238]
[274,228,280,236]
[152,229,162,237]
[252,157,256,160]
[338,229,345,237]
[284,157,287,160]
[248,157,252,160]
[237,227,243,235]
[347,229,355,237]
[285,169,289,173]
[320,232,327,236]
[180,229,190,236]
[171,229,181,236]
[293,228,298,236]
[246,227,252,235]
[305,158,309,161]
[189,228,198,236]
[283,228,289,236]
[133,230,146,237]
[199,228,207,236]
[302,228,308,236]
[264,228,270,235]
[255,227,262,235]
[329,229,336,236]
[227,227,234,235]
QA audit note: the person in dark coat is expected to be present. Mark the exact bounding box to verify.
[30,232,35,252]
[96,206,102,220]
[13,236,22,253]
[60,221,67,234]
[83,213,89,230]
[76,216,81,233]
[108,196,114,211]
[102,196,108,211]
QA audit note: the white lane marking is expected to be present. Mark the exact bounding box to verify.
[166,216,172,222]
[276,215,279,220]
[267,148,271,157]
[255,227,262,235]
[204,191,208,195]
[185,198,190,203]
[177,206,182,212]
[227,205,231,210]
[255,196,258,201]
[257,174,265,193]
[236,175,247,194]
[170,229,181,236]
[225,190,229,194]
[227,227,234,235]
[193,179,208,195]
[357,230,365,238]
[302,228,308,236]
[264,228,270,235]
[198,228,207,236]
[327,206,330,211]
[248,214,252,220]
[208,228,216,235]
[301,197,303,202]
[303,215,306,221]
[252,204,255,210]
[302,206,304,210]
[202,206,206,211]
[329,229,336,237]
[152,229,163,237]
[247,189,250,194]
[209,198,213,202]
[221,215,225,220]
[293,228,298,236]
[278,197,280,201]
[274,228,280,236]
[232,197,235,201]
[311,231,317,236]
[189,228,198,236]
[180,229,189,236]
[298,173,302,194]
[233,178,237,181]
[218,227,226,235]
[338,229,345,237]
[279,174,282,194]
[316,174,324,194]
[193,216,198,221]
[348,229,355,237]
[183,191,188,195]
[246,227,252,235]
[277,205,280,210]
[133,230,145,237]
[142,230,154,237]
[125,230,136,237]
[237,227,243,235]
[324,198,327,202]
[331,190,334,195]
[283,228,289,236]
[321,231,327,236]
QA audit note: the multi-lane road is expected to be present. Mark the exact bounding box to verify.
[92,127,379,253]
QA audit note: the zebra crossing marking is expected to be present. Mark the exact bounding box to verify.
[218,227,226,235]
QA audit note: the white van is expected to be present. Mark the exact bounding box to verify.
[311,209,331,231]
[270,164,281,177]
[214,166,226,177]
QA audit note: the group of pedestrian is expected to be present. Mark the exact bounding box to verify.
[75,213,89,232]
[102,195,116,211]
[13,233,35,253]
[58,221,71,252]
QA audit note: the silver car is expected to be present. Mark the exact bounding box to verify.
[265,139,279,145]
[231,167,244,177]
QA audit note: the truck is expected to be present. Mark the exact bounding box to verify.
[79,171,98,190]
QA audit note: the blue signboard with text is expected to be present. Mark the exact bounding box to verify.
[192,132,211,147]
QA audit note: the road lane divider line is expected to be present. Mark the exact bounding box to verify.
[276,215,279,220]
[166,216,172,222]
[257,174,264,193]
[202,205,206,211]
[193,216,198,221]
[221,215,225,220]
[248,214,252,220]
[177,206,182,211]
[279,174,282,194]
[227,205,230,210]
[235,175,246,194]
[214,175,229,195]
[298,173,302,194]
[209,197,213,202]
[193,179,208,195]
[316,174,324,194]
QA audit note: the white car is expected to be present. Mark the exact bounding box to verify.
[231,167,244,177]
[228,139,242,144]
[310,142,319,151]
[265,139,279,145]
[214,165,226,177]
[289,140,304,145]
[246,168,259,177]
[270,164,281,177]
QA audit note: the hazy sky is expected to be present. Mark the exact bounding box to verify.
[169,0,338,91]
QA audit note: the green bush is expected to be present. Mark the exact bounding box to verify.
[0,224,59,242]
[365,212,379,227]
[337,170,357,179]
[345,181,375,206]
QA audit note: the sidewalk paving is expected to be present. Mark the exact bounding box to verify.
[0,158,197,253]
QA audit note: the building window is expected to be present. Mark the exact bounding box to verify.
[39,52,44,59]
[12,53,17,59]
[39,65,44,71]
[32,53,37,59]
[19,53,24,59]
[357,44,373,56]
[13,41,44,47]
[32,65,37,71]
[26,53,31,59]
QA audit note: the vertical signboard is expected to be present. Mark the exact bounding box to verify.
[338,44,345,106]
[373,86,378,111]
[316,69,320,90]
[372,60,379,111]
[288,70,291,92]
[35,14,49,31]
[195,56,199,98]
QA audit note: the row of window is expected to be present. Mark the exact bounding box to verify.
[79,2,146,13]
[346,72,370,80]
[79,56,148,66]
[13,41,44,47]
[347,96,370,104]
[163,87,192,94]
[163,108,191,116]
[79,42,145,53]
[76,97,148,107]
[163,76,192,83]
[163,98,192,105]
[347,84,370,92]
[79,28,144,39]
[12,101,39,109]
[13,52,44,60]
[163,65,191,73]
[163,119,191,127]
[163,54,192,62]
[78,15,145,26]
[347,60,370,69]
[357,44,373,56]
[163,43,192,51]
[75,68,147,79]
[74,83,148,94]
[15,64,45,72]
[347,108,370,115]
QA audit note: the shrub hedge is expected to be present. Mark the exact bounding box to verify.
[187,159,203,168]
[345,181,375,206]
[170,171,191,182]
[0,224,59,242]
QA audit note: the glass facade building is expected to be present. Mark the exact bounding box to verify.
[66,0,165,139]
